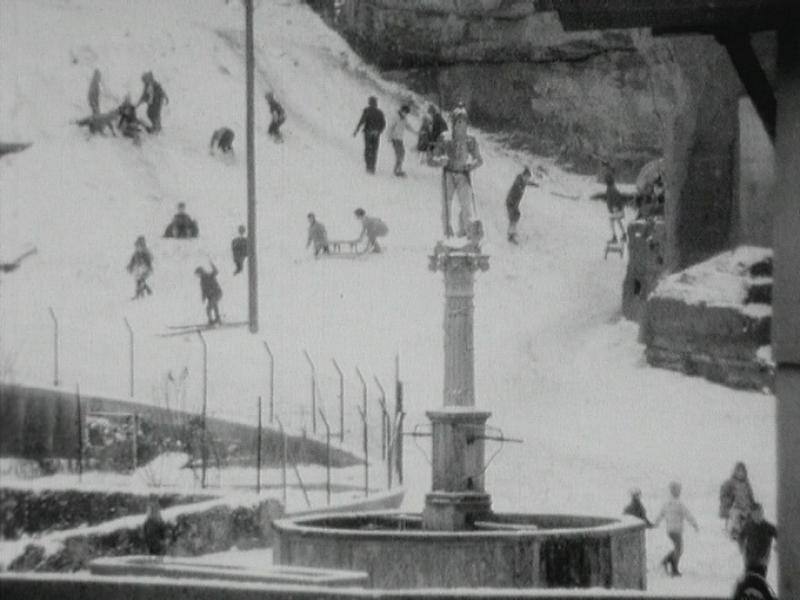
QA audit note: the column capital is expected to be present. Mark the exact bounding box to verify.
[428,242,490,274]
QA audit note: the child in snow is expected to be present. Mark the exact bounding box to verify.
[164,203,199,239]
[604,172,627,243]
[623,488,653,527]
[306,213,330,257]
[117,96,144,143]
[231,225,247,274]
[505,166,537,245]
[195,262,222,325]
[266,92,286,141]
[137,71,168,133]
[142,495,168,556]
[210,127,235,155]
[388,105,415,177]
[652,481,699,577]
[353,208,388,254]
[720,461,757,544]
[127,236,153,299]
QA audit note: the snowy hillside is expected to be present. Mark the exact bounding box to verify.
[0,0,776,595]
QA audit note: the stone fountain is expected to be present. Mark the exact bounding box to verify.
[272,243,646,590]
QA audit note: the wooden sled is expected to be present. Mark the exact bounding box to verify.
[323,239,371,258]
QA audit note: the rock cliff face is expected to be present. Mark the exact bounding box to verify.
[326,0,666,175]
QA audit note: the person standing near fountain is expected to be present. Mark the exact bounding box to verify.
[652,481,699,577]
[623,488,653,527]
[142,495,168,557]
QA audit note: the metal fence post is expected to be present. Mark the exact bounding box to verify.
[357,405,369,497]
[263,341,274,424]
[256,396,262,494]
[303,350,317,434]
[124,318,134,398]
[198,331,208,489]
[131,413,138,472]
[395,354,404,485]
[355,367,367,422]
[75,384,82,482]
[48,307,59,386]
[374,376,388,460]
[276,416,288,505]
[318,408,331,506]
[332,359,344,443]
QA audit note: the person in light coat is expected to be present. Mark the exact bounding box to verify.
[652,481,699,577]
[387,105,414,177]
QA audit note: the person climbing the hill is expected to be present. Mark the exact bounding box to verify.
[428,104,448,153]
[623,488,653,527]
[388,104,414,177]
[210,127,235,155]
[353,96,386,174]
[137,71,168,133]
[604,172,627,243]
[266,92,286,142]
[353,208,388,254]
[163,203,199,239]
[231,225,248,275]
[195,261,222,325]
[117,95,145,143]
[429,106,483,240]
[652,481,699,577]
[306,212,330,257]
[126,235,153,299]
[720,461,757,545]
[505,166,537,245]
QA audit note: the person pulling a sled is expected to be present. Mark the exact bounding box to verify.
[306,213,330,257]
[353,208,388,254]
[137,71,168,133]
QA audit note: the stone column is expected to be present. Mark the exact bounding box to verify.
[424,245,492,530]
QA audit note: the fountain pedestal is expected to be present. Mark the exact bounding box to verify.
[423,245,492,531]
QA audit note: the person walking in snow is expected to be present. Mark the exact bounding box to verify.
[353,96,386,174]
[417,109,432,152]
[127,236,153,299]
[429,106,483,240]
[353,208,388,254]
[195,261,222,325]
[306,212,330,257]
[652,481,699,577]
[428,104,448,152]
[388,105,414,177]
[88,69,103,116]
[266,92,286,142]
[210,127,235,155]
[720,461,757,545]
[623,488,653,527]
[142,495,168,556]
[163,203,199,239]
[137,71,168,133]
[505,166,537,245]
[604,172,627,243]
[231,225,248,275]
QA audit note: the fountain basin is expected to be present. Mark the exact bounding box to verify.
[272,511,646,590]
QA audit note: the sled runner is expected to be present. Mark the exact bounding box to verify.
[160,320,249,337]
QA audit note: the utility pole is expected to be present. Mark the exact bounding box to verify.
[245,0,259,333]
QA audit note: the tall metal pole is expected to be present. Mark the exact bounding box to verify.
[198,331,208,488]
[124,318,134,398]
[245,0,259,333]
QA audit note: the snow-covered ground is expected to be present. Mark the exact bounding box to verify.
[0,0,776,595]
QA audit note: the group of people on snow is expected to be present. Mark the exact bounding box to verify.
[622,461,777,590]
[78,69,168,144]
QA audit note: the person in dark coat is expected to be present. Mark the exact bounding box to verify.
[195,261,222,325]
[266,92,286,141]
[623,488,653,527]
[231,225,248,274]
[210,127,235,154]
[739,503,778,578]
[505,167,536,245]
[127,235,153,299]
[720,461,757,544]
[137,71,168,133]
[604,172,627,243]
[306,213,329,257]
[428,104,448,151]
[163,203,198,239]
[142,495,168,556]
[353,96,386,174]
[88,69,102,116]
[117,96,144,143]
